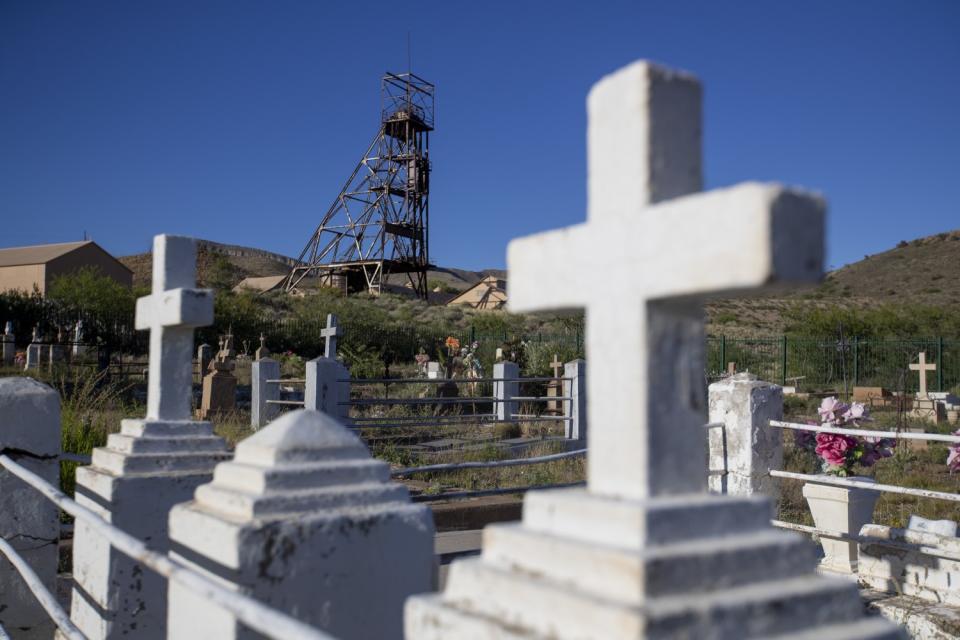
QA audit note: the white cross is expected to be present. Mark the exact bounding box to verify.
[550,354,563,379]
[321,313,341,359]
[508,61,824,501]
[135,235,214,421]
[910,351,936,398]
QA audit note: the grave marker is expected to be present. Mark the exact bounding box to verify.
[70,235,230,638]
[25,326,41,371]
[2,320,14,366]
[255,332,270,360]
[321,313,341,359]
[407,59,901,639]
[910,351,936,398]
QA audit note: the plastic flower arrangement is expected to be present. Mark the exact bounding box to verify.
[795,397,895,477]
[947,431,960,473]
[444,336,460,353]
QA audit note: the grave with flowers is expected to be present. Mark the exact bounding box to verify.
[792,397,896,574]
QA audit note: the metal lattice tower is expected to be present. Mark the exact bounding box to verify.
[283,72,433,298]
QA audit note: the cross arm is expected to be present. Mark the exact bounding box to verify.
[509,182,824,313]
[135,289,214,330]
[507,224,593,313]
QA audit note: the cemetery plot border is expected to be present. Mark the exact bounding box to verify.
[0,452,335,640]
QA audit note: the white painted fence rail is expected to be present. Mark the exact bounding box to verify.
[0,453,337,640]
[769,419,960,444]
[769,469,960,503]
[391,448,586,477]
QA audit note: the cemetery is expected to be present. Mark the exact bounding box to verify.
[2,4,959,639]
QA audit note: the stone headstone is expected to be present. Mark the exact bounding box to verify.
[168,410,434,639]
[72,320,87,358]
[197,333,237,420]
[197,343,212,378]
[70,235,230,638]
[24,327,41,371]
[407,59,901,640]
[1,321,14,366]
[426,361,441,379]
[254,332,270,361]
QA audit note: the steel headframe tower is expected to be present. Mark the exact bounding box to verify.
[283,72,434,298]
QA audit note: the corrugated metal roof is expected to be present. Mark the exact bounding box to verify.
[0,241,94,268]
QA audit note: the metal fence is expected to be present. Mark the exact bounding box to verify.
[707,336,960,393]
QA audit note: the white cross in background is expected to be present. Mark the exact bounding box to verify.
[321,313,341,359]
[508,61,825,500]
[910,351,936,398]
[135,235,214,421]
[550,354,563,379]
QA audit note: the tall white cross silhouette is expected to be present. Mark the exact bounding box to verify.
[910,351,936,398]
[135,235,214,421]
[321,313,341,359]
[508,61,825,500]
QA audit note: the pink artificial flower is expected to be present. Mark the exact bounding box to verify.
[843,402,870,423]
[948,430,960,473]
[815,432,857,467]
[818,396,850,424]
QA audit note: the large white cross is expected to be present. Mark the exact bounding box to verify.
[910,351,936,398]
[508,61,825,501]
[135,235,214,421]
[321,313,341,359]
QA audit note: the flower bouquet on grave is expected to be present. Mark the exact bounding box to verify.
[444,336,460,358]
[947,431,960,473]
[794,397,896,477]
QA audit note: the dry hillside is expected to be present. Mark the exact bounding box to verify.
[706,228,960,336]
[119,239,503,292]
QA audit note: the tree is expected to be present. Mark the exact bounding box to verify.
[47,267,137,318]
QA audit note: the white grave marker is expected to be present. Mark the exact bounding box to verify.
[71,235,230,639]
[910,351,936,398]
[321,313,341,359]
[406,60,903,640]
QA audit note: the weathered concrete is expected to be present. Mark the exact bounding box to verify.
[305,356,351,423]
[251,357,280,429]
[168,409,434,640]
[708,373,783,496]
[406,59,903,639]
[563,359,587,441]
[859,523,960,606]
[0,377,60,640]
[493,361,518,421]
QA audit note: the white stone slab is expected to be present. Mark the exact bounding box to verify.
[406,58,901,640]
[168,409,433,639]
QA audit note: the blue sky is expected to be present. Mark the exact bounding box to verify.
[2,1,958,272]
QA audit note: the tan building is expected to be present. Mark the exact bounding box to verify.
[446,275,508,310]
[0,240,133,295]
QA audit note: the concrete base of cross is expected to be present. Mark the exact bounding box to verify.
[70,418,230,639]
[406,488,905,639]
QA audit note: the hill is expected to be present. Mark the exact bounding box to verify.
[706,228,960,336]
[119,239,504,292]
